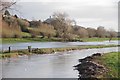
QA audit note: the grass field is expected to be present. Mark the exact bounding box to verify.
[96,52,120,78]
[0,37,119,43]
[81,37,119,42]
[0,38,62,43]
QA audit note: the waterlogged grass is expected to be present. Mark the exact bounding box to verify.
[0,45,118,58]
[32,45,118,54]
[0,53,18,58]
[0,49,31,58]
[96,52,120,78]
[0,37,119,43]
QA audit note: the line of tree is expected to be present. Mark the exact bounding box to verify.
[1,10,118,40]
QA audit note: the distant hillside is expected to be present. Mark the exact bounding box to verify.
[1,10,118,40]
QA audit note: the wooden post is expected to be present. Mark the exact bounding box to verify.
[8,46,11,53]
[28,46,31,53]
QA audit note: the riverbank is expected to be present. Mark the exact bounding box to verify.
[0,38,119,43]
[0,45,119,58]
[74,52,120,79]
[0,38,63,43]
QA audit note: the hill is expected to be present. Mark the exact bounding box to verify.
[1,10,118,41]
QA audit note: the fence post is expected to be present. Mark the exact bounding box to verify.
[28,46,31,53]
[8,46,11,53]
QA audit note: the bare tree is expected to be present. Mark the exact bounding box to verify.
[87,28,97,38]
[108,29,117,42]
[72,19,77,26]
[51,12,74,39]
[96,26,106,38]
[0,0,16,12]
[75,27,88,38]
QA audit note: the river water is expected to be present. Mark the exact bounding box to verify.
[1,47,118,78]
[0,40,119,51]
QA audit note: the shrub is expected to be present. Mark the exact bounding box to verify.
[17,18,29,32]
[21,32,31,38]
[39,24,56,38]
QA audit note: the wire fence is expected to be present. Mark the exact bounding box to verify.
[1,46,32,53]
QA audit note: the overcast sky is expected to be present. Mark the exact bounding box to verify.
[11,0,119,31]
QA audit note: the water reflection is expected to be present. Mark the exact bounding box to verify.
[0,40,119,51]
[1,47,118,78]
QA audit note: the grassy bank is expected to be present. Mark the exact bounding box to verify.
[81,38,119,42]
[0,45,118,58]
[0,38,62,43]
[0,37,119,43]
[95,52,120,78]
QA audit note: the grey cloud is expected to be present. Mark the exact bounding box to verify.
[12,1,118,31]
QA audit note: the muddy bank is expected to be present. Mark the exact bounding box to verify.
[74,53,108,79]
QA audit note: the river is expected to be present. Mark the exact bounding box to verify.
[0,40,118,51]
[1,47,118,78]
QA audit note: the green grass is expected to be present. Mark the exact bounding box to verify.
[96,52,120,78]
[1,38,33,43]
[0,37,119,43]
[0,38,63,43]
[21,32,31,38]
[80,37,119,42]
